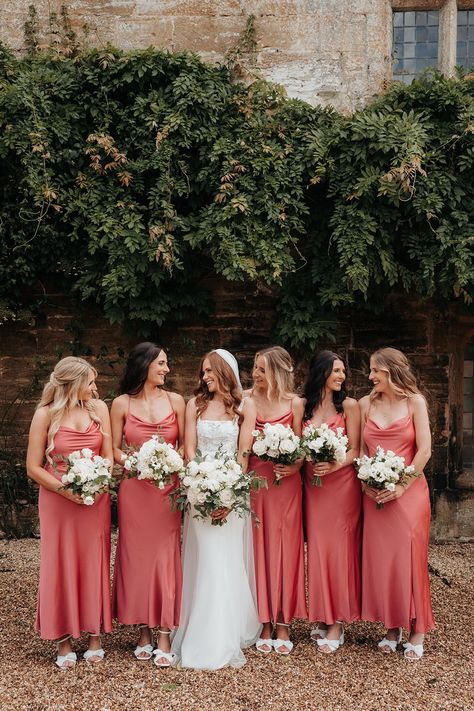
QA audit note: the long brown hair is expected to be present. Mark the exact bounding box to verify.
[37,356,104,463]
[370,347,422,401]
[195,351,242,418]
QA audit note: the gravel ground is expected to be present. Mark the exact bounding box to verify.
[0,539,472,711]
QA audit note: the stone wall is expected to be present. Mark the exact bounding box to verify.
[0,0,394,112]
[1,281,472,540]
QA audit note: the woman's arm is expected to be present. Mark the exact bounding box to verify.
[184,398,198,462]
[170,392,186,450]
[26,407,82,504]
[237,398,257,473]
[357,395,378,500]
[110,396,127,466]
[95,400,113,467]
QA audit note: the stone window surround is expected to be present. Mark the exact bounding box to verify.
[391,0,474,76]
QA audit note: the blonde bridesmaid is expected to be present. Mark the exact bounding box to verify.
[303,351,361,653]
[26,357,112,669]
[246,346,307,654]
[111,343,185,666]
[359,347,434,660]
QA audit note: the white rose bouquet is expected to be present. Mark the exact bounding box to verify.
[251,422,302,485]
[173,449,266,526]
[355,446,418,509]
[301,422,348,486]
[59,448,111,505]
[122,435,183,489]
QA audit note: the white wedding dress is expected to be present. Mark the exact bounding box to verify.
[171,418,261,669]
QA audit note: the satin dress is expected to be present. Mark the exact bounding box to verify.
[304,412,361,624]
[36,422,112,640]
[112,400,182,629]
[249,410,307,624]
[362,415,435,633]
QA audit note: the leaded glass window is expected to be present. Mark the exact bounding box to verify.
[457,10,474,70]
[393,10,439,84]
[463,339,474,469]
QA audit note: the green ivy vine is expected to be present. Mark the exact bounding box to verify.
[0,11,472,348]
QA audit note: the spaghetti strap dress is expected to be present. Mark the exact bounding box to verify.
[36,421,112,640]
[248,410,307,624]
[362,415,435,633]
[112,396,182,629]
[304,412,361,624]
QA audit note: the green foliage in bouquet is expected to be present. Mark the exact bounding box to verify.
[0,10,472,345]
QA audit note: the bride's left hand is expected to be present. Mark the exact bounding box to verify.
[211,507,231,521]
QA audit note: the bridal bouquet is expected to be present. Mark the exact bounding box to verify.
[60,448,111,505]
[355,446,418,509]
[173,449,266,526]
[251,423,302,484]
[122,435,183,489]
[301,423,348,486]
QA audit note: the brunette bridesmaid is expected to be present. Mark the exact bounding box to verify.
[359,347,434,660]
[111,343,185,666]
[303,351,361,653]
[26,357,113,669]
[246,346,307,654]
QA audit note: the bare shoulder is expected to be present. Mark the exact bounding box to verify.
[186,396,197,411]
[168,391,185,408]
[358,395,370,412]
[110,394,128,413]
[410,393,428,413]
[242,397,257,417]
[31,406,51,428]
[243,388,253,399]
[94,399,110,417]
[342,397,358,412]
[291,395,305,414]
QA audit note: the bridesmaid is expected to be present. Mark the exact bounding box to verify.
[303,351,361,653]
[111,342,185,666]
[26,356,112,669]
[246,346,307,654]
[359,347,434,660]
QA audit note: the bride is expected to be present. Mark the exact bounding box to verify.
[171,349,261,669]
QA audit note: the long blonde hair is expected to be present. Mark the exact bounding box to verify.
[369,347,422,401]
[37,356,103,462]
[194,351,242,419]
[253,346,295,401]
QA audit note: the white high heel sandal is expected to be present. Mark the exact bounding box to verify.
[134,624,154,661]
[403,641,424,660]
[83,635,105,663]
[55,635,77,670]
[153,630,176,668]
[310,625,328,642]
[378,628,402,653]
[273,623,293,655]
[316,623,344,654]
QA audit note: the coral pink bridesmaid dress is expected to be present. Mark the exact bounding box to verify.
[304,413,361,624]
[362,415,435,633]
[249,411,307,624]
[36,422,112,640]
[112,398,182,629]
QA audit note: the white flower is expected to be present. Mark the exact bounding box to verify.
[219,488,236,507]
[81,448,93,459]
[83,496,94,505]
[252,439,268,457]
[280,438,297,454]
[385,482,396,492]
[68,450,81,462]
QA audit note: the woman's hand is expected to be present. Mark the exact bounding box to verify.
[58,488,83,505]
[374,484,405,506]
[274,461,302,481]
[312,461,338,478]
[211,507,231,521]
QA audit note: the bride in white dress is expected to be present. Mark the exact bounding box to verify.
[171,349,261,669]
